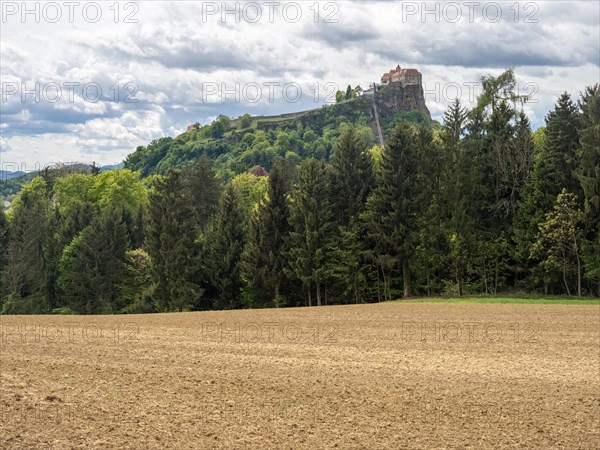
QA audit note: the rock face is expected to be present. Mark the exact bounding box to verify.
[374,82,431,122]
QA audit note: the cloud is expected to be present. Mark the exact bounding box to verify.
[0,0,598,168]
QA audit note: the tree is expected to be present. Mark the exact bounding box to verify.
[577,85,600,224]
[242,159,291,306]
[184,155,221,232]
[330,126,373,227]
[230,172,268,221]
[440,99,472,294]
[240,114,252,129]
[59,207,128,314]
[119,249,155,314]
[493,111,535,219]
[0,207,8,298]
[90,162,101,176]
[515,93,582,283]
[441,99,467,147]
[145,170,201,311]
[345,84,353,100]
[2,178,50,314]
[532,190,584,296]
[544,93,582,197]
[204,184,247,310]
[287,158,334,306]
[576,84,600,295]
[366,123,424,298]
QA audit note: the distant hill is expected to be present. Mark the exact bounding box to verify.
[125,82,434,178]
[3,81,433,199]
[0,170,26,181]
[0,162,125,205]
[101,163,125,172]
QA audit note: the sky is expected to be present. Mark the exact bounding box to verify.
[1,1,599,170]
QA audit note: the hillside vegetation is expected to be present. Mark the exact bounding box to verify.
[1,69,598,314]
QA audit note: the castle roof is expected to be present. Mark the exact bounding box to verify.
[381,65,421,81]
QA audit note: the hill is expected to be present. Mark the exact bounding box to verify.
[124,82,433,178]
[0,170,26,180]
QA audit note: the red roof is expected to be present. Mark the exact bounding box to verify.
[381,65,421,82]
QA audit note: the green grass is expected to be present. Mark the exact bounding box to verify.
[388,296,600,305]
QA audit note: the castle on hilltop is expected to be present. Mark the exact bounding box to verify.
[380,65,422,86]
[360,65,423,97]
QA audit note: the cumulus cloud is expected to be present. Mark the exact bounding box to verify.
[1,0,598,167]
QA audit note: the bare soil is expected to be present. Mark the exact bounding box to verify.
[1,302,599,449]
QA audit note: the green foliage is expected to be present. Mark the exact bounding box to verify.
[366,123,425,298]
[242,159,292,307]
[286,158,335,306]
[576,84,600,295]
[515,93,582,281]
[119,249,155,314]
[2,178,50,313]
[184,155,222,231]
[145,170,202,311]
[230,172,268,219]
[2,71,599,316]
[204,185,247,310]
[531,189,584,296]
[381,110,429,134]
[58,207,128,314]
[330,126,373,226]
[0,207,8,298]
[239,114,253,129]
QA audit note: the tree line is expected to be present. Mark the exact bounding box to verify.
[1,70,598,314]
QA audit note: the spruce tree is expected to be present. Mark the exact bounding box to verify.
[2,178,50,313]
[577,85,600,226]
[515,93,582,285]
[440,100,473,294]
[185,155,221,231]
[59,207,128,314]
[287,158,334,306]
[205,184,246,310]
[330,126,373,227]
[367,123,423,298]
[145,170,201,311]
[577,85,600,295]
[242,159,291,306]
[543,92,581,198]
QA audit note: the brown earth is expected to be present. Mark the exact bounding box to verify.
[1,303,599,449]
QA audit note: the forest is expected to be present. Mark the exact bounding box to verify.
[1,70,598,314]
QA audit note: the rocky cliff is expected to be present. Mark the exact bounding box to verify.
[374,82,431,122]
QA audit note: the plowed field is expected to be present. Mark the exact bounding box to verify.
[1,302,599,449]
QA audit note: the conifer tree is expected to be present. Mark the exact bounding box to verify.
[515,93,582,284]
[366,123,423,298]
[2,178,50,313]
[59,207,128,314]
[330,126,373,227]
[577,85,600,295]
[145,169,201,311]
[205,184,246,310]
[185,155,221,231]
[242,159,291,306]
[287,158,334,306]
